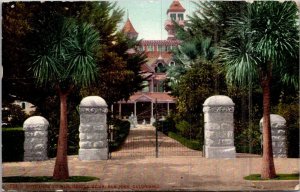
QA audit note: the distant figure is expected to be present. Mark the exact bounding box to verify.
[142,119,146,125]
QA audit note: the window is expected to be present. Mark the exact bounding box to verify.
[21,102,26,109]
[178,14,184,21]
[169,61,175,66]
[157,63,166,73]
[147,45,154,52]
[158,45,165,52]
[138,46,145,51]
[170,13,176,21]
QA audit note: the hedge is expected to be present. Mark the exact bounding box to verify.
[2,127,24,162]
[168,131,202,151]
[109,119,130,152]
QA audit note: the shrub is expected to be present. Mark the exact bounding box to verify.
[287,125,299,158]
[109,118,130,152]
[234,121,262,154]
[168,131,202,150]
[7,104,28,127]
[2,127,24,162]
[175,120,190,136]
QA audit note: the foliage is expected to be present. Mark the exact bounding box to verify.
[220,1,299,87]
[168,132,202,151]
[109,118,130,152]
[28,15,100,89]
[155,117,176,134]
[275,93,299,158]
[186,1,247,44]
[244,174,299,181]
[5,104,28,127]
[175,120,191,137]
[3,176,99,183]
[286,126,299,158]
[3,1,145,130]
[234,121,261,154]
[220,1,299,178]
[2,128,24,162]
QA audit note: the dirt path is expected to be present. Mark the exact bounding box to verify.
[112,124,201,159]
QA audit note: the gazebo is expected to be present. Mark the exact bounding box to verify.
[115,92,175,124]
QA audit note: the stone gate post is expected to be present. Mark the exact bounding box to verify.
[79,96,108,160]
[260,114,287,157]
[23,116,49,161]
[203,95,236,158]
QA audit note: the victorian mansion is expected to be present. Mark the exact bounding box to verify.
[115,0,185,124]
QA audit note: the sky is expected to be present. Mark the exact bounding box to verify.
[114,0,197,40]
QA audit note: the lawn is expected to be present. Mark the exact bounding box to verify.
[244,173,299,180]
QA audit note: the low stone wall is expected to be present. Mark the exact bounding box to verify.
[23,116,49,161]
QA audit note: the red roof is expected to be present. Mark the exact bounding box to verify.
[167,0,186,14]
[141,40,181,46]
[122,18,138,35]
[141,63,155,73]
[123,92,176,103]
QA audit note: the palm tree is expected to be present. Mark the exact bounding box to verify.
[220,1,299,179]
[29,15,100,180]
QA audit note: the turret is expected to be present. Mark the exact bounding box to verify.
[164,0,185,40]
[122,18,138,39]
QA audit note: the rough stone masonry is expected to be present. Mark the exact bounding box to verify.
[260,114,287,157]
[23,116,49,161]
[203,95,236,158]
[79,96,108,160]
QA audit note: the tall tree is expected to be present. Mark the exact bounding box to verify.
[187,1,247,44]
[28,14,100,179]
[220,1,299,179]
[78,2,146,106]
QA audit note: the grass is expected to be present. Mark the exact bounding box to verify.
[3,176,99,183]
[244,173,299,180]
[168,131,201,151]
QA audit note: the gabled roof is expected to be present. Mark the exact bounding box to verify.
[167,0,186,14]
[122,18,138,35]
[119,92,176,103]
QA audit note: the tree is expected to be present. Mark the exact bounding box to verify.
[187,1,247,44]
[78,2,146,106]
[28,14,100,180]
[220,1,299,179]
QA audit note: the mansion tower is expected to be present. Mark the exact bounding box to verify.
[117,0,185,124]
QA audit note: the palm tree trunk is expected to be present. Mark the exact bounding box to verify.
[53,89,69,180]
[260,75,276,179]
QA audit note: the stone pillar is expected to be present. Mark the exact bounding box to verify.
[150,101,155,124]
[167,102,170,115]
[79,96,108,160]
[203,95,236,158]
[133,102,137,125]
[260,114,287,157]
[23,116,49,161]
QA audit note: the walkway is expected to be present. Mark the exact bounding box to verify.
[111,124,201,159]
[3,156,299,191]
[3,125,299,191]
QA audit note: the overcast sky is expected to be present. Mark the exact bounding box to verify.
[115,0,197,40]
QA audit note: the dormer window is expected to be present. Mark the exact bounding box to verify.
[170,13,176,21]
[178,14,184,20]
